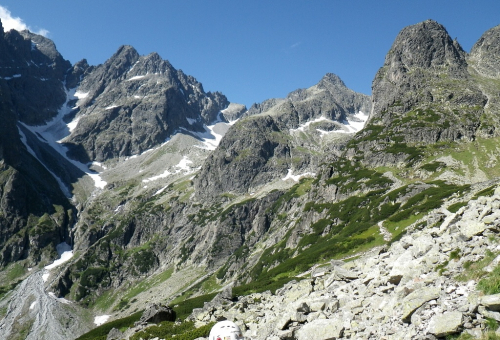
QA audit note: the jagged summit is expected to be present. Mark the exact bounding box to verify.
[388,19,466,70]
[371,19,468,119]
[470,24,500,78]
[0,19,71,125]
[194,73,371,200]
[65,44,231,162]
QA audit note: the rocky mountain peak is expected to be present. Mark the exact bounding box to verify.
[394,19,466,69]
[469,24,500,78]
[318,72,346,88]
[370,19,473,124]
[0,20,71,125]
[65,45,231,162]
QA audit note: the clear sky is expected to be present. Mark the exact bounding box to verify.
[0,1,498,108]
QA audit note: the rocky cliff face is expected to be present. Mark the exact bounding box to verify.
[194,73,371,200]
[347,20,494,168]
[64,46,232,162]
[469,24,500,78]
[0,21,74,269]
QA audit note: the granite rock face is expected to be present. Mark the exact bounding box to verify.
[349,19,491,167]
[470,24,500,78]
[0,24,71,125]
[194,73,371,200]
[64,46,232,162]
[0,20,74,268]
[371,19,468,119]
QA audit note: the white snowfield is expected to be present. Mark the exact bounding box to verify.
[291,111,368,135]
[282,169,316,182]
[142,156,195,184]
[42,242,73,282]
[18,85,107,192]
[94,315,111,326]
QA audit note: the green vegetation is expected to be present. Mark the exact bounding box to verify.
[77,291,217,340]
[473,185,497,200]
[388,181,469,223]
[325,160,393,193]
[266,178,313,215]
[447,202,468,213]
[478,264,500,295]
[130,321,214,340]
[436,249,461,275]
[456,249,498,286]
[420,161,446,172]
[75,311,142,340]
[76,267,111,302]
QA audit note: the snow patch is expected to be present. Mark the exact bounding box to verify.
[74,91,89,99]
[92,161,108,170]
[289,112,368,136]
[290,116,328,132]
[282,169,316,182]
[18,128,72,197]
[185,124,224,151]
[42,272,50,282]
[327,111,368,135]
[154,186,168,196]
[48,293,71,304]
[142,156,194,183]
[175,156,193,172]
[19,85,108,190]
[3,74,21,80]
[127,75,145,81]
[30,301,37,310]
[45,242,73,270]
[94,315,111,326]
[67,117,80,132]
[142,169,172,183]
[105,105,119,110]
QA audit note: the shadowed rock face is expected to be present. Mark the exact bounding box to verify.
[0,20,74,268]
[0,23,71,125]
[65,45,230,162]
[470,24,500,78]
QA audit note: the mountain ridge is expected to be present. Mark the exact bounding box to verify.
[1,18,500,340]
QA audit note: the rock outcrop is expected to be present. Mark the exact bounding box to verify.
[0,19,74,268]
[348,19,490,167]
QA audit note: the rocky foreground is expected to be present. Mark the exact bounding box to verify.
[163,187,500,340]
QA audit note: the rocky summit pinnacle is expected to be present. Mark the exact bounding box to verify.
[371,19,468,119]
[470,24,500,78]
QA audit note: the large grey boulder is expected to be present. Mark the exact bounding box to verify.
[428,311,463,337]
[401,287,440,322]
[140,304,176,324]
[295,319,344,340]
[480,293,500,311]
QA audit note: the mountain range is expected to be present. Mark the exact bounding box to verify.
[1,18,500,340]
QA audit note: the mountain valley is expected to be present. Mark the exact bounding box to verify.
[1,18,500,340]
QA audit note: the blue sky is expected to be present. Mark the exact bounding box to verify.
[0,1,499,107]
